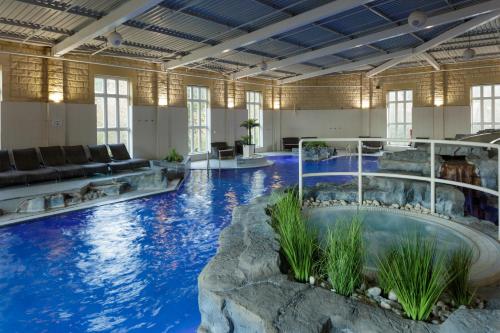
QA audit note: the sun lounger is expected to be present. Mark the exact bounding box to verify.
[0,150,27,187]
[39,146,85,180]
[63,145,109,176]
[12,148,58,184]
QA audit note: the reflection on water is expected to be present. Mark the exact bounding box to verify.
[0,156,379,332]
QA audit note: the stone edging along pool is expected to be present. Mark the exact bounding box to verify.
[198,196,500,333]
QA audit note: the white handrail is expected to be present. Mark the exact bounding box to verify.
[298,137,500,240]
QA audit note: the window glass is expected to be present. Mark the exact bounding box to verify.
[107,79,116,95]
[95,77,132,151]
[118,80,128,95]
[95,78,104,94]
[471,85,499,132]
[187,86,210,153]
[246,91,264,148]
[387,90,412,143]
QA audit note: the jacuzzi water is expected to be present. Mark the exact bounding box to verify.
[307,208,473,269]
[0,155,378,333]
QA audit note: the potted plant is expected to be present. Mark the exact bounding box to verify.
[152,149,190,180]
[240,119,260,158]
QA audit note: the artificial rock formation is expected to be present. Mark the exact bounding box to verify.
[198,197,500,333]
[306,177,465,217]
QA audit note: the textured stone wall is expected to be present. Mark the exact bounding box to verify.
[0,40,499,110]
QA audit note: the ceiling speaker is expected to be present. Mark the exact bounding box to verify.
[107,31,123,47]
[462,48,475,61]
[408,11,428,28]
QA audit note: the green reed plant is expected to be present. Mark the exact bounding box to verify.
[448,246,475,306]
[270,191,316,282]
[377,234,451,321]
[323,215,364,296]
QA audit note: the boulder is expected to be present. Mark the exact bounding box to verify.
[16,196,46,213]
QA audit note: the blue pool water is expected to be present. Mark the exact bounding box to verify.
[0,155,378,333]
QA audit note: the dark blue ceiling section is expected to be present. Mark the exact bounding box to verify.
[369,0,449,21]
[316,7,389,37]
[372,33,421,52]
[334,45,381,60]
[261,0,333,13]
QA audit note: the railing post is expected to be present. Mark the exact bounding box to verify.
[358,140,362,205]
[430,142,435,214]
[299,140,303,206]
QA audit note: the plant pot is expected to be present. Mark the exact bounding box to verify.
[242,144,255,158]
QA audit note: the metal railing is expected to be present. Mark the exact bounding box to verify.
[298,138,500,240]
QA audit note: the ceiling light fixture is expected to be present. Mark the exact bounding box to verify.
[462,33,475,60]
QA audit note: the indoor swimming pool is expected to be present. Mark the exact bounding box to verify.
[0,156,378,332]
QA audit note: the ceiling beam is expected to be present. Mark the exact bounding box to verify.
[51,0,164,56]
[366,11,500,77]
[232,0,499,79]
[279,50,412,84]
[279,11,500,84]
[419,52,440,70]
[165,0,374,69]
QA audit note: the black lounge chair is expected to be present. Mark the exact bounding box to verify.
[210,142,234,160]
[108,144,150,170]
[63,145,109,176]
[0,150,27,187]
[12,148,58,184]
[282,137,299,150]
[358,136,384,154]
[39,146,85,180]
[88,144,148,173]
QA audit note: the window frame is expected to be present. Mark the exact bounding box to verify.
[470,84,500,133]
[187,86,211,154]
[246,91,264,148]
[95,76,132,151]
[386,89,413,145]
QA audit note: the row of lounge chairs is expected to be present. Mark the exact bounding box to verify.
[0,144,149,188]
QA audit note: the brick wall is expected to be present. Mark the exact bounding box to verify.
[0,40,499,109]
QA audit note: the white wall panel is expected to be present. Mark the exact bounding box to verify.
[133,105,157,159]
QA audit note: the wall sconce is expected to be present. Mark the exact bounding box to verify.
[227,98,234,109]
[434,97,443,107]
[158,96,168,106]
[273,100,280,110]
[49,92,63,103]
[361,99,370,109]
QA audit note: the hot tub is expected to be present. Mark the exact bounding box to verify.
[306,206,500,286]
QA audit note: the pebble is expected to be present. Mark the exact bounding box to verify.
[340,200,347,206]
[367,287,381,298]
[309,276,315,285]
[320,282,326,288]
[432,320,441,325]
[373,200,380,206]
[380,299,392,310]
[359,282,367,291]
[387,300,402,310]
[391,308,402,316]
[458,305,467,310]
[388,290,398,301]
